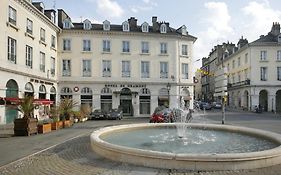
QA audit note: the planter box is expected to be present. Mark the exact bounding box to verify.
[14,118,38,136]
[51,122,60,130]
[58,121,63,129]
[38,123,52,134]
[63,120,72,128]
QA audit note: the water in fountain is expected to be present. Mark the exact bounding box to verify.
[172,98,191,138]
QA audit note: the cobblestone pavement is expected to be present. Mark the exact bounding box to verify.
[1,112,281,175]
[0,135,281,175]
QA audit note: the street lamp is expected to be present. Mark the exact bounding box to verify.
[167,83,171,107]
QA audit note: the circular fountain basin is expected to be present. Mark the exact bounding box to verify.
[90,123,281,171]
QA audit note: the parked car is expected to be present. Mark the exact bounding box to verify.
[199,102,212,110]
[213,102,222,109]
[149,106,174,123]
[90,109,107,120]
[107,108,123,120]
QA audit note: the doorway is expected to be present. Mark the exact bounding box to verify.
[120,88,133,116]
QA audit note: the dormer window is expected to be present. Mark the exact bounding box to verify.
[103,20,110,31]
[181,25,187,35]
[278,34,281,43]
[63,18,71,29]
[141,22,149,32]
[122,21,129,32]
[83,19,92,30]
[160,24,167,33]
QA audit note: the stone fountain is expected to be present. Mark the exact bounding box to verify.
[90,100,281,171]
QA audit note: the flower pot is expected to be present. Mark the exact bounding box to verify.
[38,123,52,134]
[14,118,38,136]
[51,122,60,130]
[58,121,63,129]
[63,120,71,128]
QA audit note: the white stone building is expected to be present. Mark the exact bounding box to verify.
[0,0,60,124]
[57,10,197,117]
[222,23,281,112]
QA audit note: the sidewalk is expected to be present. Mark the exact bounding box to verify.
[0,118,147,167]
[225,106,281,117]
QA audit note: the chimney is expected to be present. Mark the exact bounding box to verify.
[270,22,280,36]
[152,16,158,32]
[237,36,248,49]
[128,17,137,30]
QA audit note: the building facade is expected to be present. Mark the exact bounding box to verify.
[0,0,60,124]
[222,23,281,112]
[57,10,197,117]
[200,43,235,102]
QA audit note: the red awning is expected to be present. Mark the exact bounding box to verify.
[34,99,54,105]
[0,97,53,105]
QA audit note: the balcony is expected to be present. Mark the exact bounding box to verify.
[141,72,150,78]
[122,71,130,78]
[103,71,111,77]
[83,71,91,77]
[182,73,188,79]
[62,71,71,77]
[160,72,168,79]
[228,79,250,88]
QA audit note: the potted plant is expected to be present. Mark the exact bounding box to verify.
[38,118,52,134]
[80,104,91,122]
[14,95,38,136]
[72,111,80,123]
[58,97,77,128]
[50,106,61,130]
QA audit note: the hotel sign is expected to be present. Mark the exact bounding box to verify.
[105,84,146,88]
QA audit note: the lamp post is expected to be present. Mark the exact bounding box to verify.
[167,83,171,108]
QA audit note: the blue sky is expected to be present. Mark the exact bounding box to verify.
[41,0,281,69]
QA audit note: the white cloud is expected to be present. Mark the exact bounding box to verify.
[193,2,233,71]
[130,0,157,13]
[203,2,233,40]
[241,1,281,41]
[93,0,124,18]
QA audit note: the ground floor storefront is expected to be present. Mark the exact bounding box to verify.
[0,71,57,124]
[228,85,281,113]
[58,82,194,117]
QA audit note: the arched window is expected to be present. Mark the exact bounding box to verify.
[160,24,167,33]
[103,20,110,31]
[122,21,130,32]
[81,87,93,107]
[61,87,72,94]
[39,85,46,93]
[50,86,56,94]
[60,87,72,99]
[25,82,34,92]
[139,88,151,95]
[101,87,112,94]
[39,85,46,99]
[141,22,149,33]
[83,19,92,30]
[81,87,92,94]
